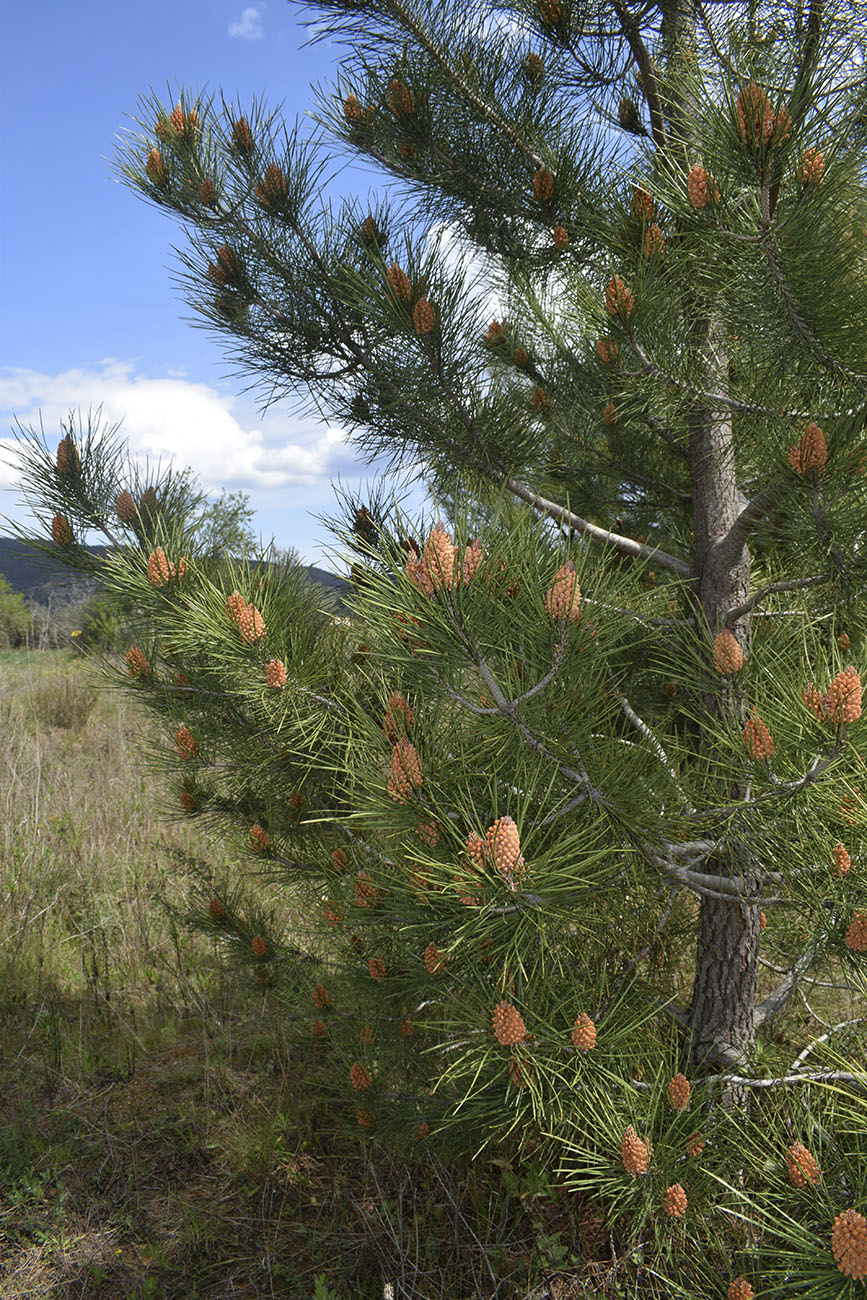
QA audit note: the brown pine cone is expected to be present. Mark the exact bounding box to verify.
[251,935,268,958]
[265,658,287,688]
[382,691,414,742]
[788,421,828,473]
[254,162,288,208]
[831,1208,867,1280]
[662,1184,687,1218]
[823,667,862,725]
[174,724,196,759]
[387,262,413,302]
[744,710,774,760]
[369,956,387,981]
[312,983,330,1008]
[249,824,270,853]
[643,223,665,257]
[621,1126,650,1176]
[545,560,581,620]
[571,1013,597,1052]
[596,337,620,364]
[606,275,634,318]
[350,1061,371,1090]
[844,911,867,952]
[533,165,555,202]
[786,1140,821,1188]
[552,224,569,249]
[832,843,851,876]
[115,490,137,522]
[667,1073,691,1111]
[423,941,446,974]
[713,629,744,673]
[797,147,825,184]
[147,547,172,587]
[686,1131,704,1157]
[145,148,167,188]
[51,514,74,547]
[231,117,255,154]
[125,645,150,678]
[736,83,773,147]
[492,1001,527,1046]
[485,816,524,879]
[727,1278,753,1300]
[56,436,81,476]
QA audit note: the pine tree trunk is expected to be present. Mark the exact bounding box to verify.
[686,314,758,1069]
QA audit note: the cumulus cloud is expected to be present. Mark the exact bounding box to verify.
[0,360,356,492]
[228,6,264,40]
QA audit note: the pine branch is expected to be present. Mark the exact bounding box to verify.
[504,477,693,577]
[724,572,832,624]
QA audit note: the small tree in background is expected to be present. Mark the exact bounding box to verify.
[12,0,867,1290]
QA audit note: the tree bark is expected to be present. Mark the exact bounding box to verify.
[686,315,759,1069]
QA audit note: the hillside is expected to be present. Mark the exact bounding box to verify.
[0,538,350,608]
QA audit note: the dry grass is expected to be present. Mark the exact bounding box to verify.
[0,652,552,1300]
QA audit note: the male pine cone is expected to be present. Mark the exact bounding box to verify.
[492,1001,527,1045]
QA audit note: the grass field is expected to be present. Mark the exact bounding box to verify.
[0,652,559,1300]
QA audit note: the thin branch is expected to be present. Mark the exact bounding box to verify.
[789,1017,865,1072]
[753,947,818,1029]
[725,572,832,625]
[714,487,779,570]
[610,0,668,150]
[504,477,693,578]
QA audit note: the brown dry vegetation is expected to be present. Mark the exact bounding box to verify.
[0,653,581,1300]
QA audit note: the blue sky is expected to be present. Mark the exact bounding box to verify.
[0,0,411,568]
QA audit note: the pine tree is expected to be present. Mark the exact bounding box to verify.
[12,2,867,1290]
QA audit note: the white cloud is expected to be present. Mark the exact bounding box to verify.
[0,361,355,493]
[228,6,264,40]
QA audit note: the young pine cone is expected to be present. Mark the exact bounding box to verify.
[831,1208,867,1281]
[832,843,851,877]
[713,629,744,673]
[844,911,867,953]
[786,1141,821,1188]
[744,710,774,761]
[667,1073,691,1111]
[571,1013,597,1052]
[545,560,581,621]
[788,421,828,474]
[386,262,413,302]
[621,1126,650,1176]
[662,1184,687,1218]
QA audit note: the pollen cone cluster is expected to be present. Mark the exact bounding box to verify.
[485,816,525,882]
[265,658,287,688]
[249,824,270,853]
[354,870,379,908]
[382,691,414,741]
[786,1141,821,1188]
[387,737,423,802]
[312,983,330,1008]
[596,337,619,364]
[643,223,664,258]
[52,514,74,546]
[386,262,413,302]
[831,1208,867,1280]
[844,911,867,952]
[115,491,137,522]
[713,630,744,673]
[254,162,287,208]
[492,1001,527,1046]
[231,117,254,154]
[226,591,267,642]
[145,148,167,188]
[533,165,555,202]
[744,710,774,760]
[56,436,81,476]
[662,1184,687,1218]
[208,898,226,922]
[667,1073,691,1111]
[605,275,635,318]
[251,935,268,957]
[798,147,825,184]
[687,164,718,208]
[832,843,851,876]
[788,421,828,473]
[350,1061,371,1090]
[125,645,149,678]
[369,955,387,981]
[423,941,446,974]
[175,724,196,759]
[736,83,773,146]
[571,1013,596,1052]
[727,1278,753,1300]
[552,224,569,249]
[823,667,862,725]
[147,548,186,587]
[413,296,436,335]
[388,77,416,118]
[545,560,581,621]
[621,1126,650,1176]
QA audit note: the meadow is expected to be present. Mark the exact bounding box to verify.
[0,652,565,1300]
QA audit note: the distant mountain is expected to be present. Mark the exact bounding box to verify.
[0,538,350,609]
